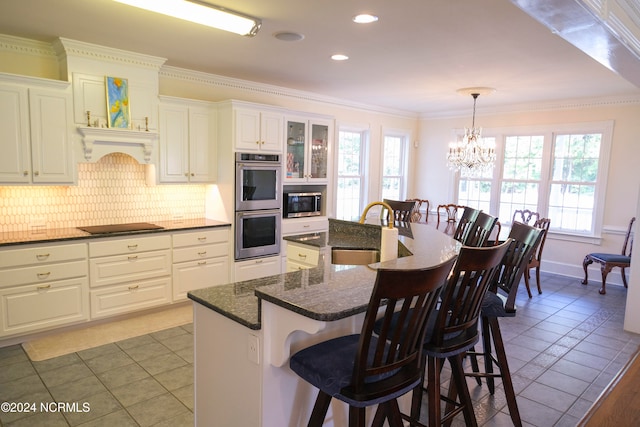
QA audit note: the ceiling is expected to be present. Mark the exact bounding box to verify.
[1,0,639,116]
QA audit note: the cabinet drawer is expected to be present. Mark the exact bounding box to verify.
[281,217,328,236]
[172,256,230,301]
[234,256,281,282]
[0,260,88,289]
[172,243,228,263]
[286,259,315,272]
[172,228,229,248]
[0,277,89,337]
[90,276,172,319]
[286,242,320,267]
[89,250,171,288]
[89,235,171,258]
[0,243,87,269]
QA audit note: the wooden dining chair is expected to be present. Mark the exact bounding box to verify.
[437,204,465,224]
[524,217,551,297]
[512,209,539,225]
[289,258,456,427]
[383,198,418,222]
[406,198,430,223]
[582,217,635,295]
[452,206,480,244]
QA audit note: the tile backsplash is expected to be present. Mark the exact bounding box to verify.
[0,153,208,232]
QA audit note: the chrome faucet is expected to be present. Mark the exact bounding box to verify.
[359,201,394,229]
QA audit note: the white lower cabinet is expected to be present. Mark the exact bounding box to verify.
[0,227,232,340]
[90,276,172,319]
[0,277,88,337]
[281,216,328,272]
[286,241,321,272]
[88,235,172,319]
[0,242,89,337]
[234,256,281,282]
[172,228,230,301]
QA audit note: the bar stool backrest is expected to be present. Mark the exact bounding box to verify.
[429,240,512,353]
[344,257,456,401]
[492,222,544,313]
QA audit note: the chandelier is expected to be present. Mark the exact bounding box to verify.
[447,89,496,175]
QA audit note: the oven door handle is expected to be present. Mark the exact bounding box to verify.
[236,209,281,218]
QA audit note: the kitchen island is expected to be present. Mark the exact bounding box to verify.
[188,219,461,427]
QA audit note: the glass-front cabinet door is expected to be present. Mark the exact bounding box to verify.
[285,120,306,180]
[310,123,329,180]
[284,117,331,183]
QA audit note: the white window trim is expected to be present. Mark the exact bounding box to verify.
[381,127,411,201]
[334,122,370,220]
[454,120,613,242]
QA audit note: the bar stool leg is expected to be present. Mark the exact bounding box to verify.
[488,317,522,427]
[427,357,442,427]
[448,354,478,427]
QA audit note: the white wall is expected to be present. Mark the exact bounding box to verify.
[624,185,640,333]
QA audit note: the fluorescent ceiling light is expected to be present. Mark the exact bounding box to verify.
[114,0,261,36]
[331,54,349,61]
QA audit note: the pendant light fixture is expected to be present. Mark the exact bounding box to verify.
[447,87,496,175]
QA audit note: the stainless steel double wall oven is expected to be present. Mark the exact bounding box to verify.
[234,153,282,260]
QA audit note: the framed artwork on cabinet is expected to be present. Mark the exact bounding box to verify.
[105,76,130,128]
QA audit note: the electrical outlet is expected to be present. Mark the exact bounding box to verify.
[247,334,260,365]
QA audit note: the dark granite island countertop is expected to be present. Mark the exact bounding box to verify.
[188,219,461,329]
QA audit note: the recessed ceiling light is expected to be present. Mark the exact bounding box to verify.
[353,14,378,24]
[273,31,305,41]
[331,54,349,61]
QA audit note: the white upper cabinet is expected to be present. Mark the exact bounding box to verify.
[0,78,75,184]
[235,108,283,152]
[218,101,284,154]
[159,97,216,183]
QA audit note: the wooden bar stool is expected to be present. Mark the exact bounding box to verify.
[464,222,544,427]
[289,258,456,427]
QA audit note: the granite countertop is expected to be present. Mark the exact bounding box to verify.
[0,218,231,247]
[188,219,461,330]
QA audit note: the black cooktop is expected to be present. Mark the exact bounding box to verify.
[77,222,164,235]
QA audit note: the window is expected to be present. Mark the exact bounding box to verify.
[335,129,367,220]
[457,121,612,236]
[497,135,544,222]
[549,132,602,232]
[381,132,408,201]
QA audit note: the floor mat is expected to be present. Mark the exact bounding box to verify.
[22,304,193,361]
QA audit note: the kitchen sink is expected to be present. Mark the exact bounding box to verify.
[331,248,380,265]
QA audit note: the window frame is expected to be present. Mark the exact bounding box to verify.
[334,124,370,221]
[380,128,410,201]
[455,120,613,241]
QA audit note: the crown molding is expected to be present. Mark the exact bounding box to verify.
[420,93,640,120]
[159,65,419,120]
[0,34,57,58]
[52,37,167,70]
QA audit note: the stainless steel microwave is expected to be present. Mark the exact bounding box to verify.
[283,192,322,218]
